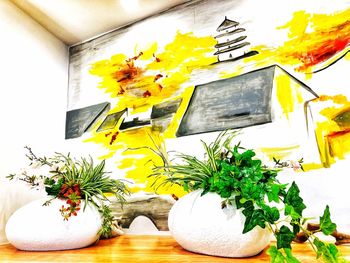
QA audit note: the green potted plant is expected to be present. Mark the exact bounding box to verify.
[151,131,348,262]
[5,147,129,251]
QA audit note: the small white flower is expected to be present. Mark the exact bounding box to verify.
[290,160,301,171]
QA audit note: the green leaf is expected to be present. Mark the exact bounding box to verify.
[285,204,302,220]
[276,225,295,249]
[183,183,189,192]
[6,174,15,180]
[260,204,280,224]
[291,222,300,235]
[320,205,337,235]
[267,246,286,263]
[313,238,343,263]
[284,248,301,263]
[267,247,301,263]
[284,182,306,218]
[240,178,264,202]
[235,196,253,210]
[242,206,266,233]
[45,178,64,196]
[267,184,282,203]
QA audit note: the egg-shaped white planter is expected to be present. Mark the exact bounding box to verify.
[168,190,271,257]
[5,197,102,251]
[0,180,47,244]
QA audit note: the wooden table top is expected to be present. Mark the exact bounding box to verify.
[0,235,349,262]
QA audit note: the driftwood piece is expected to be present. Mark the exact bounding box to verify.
[294,223,350,245]
[109,194,175,231]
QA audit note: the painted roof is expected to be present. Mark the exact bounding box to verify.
[216,16,239,32]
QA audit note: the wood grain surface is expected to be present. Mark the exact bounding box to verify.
[0,235,349,262]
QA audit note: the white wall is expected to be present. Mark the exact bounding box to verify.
[0,1,68,173]
[0,1,69,243]
[67,0,350,236]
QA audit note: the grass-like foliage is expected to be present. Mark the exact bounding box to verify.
[151,131,347,263]
[9,147,129,238]
[45,153,128,209]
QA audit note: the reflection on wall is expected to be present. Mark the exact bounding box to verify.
[67,0,350,197]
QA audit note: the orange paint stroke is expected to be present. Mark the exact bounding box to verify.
[252,8,350,72]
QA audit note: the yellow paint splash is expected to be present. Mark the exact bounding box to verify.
[274,67,305,120]
[300,163,324,171]
[90,32,216,113]
[312,95,350,167]
[163,86,194,139]
[260,145,300,161]
[278,11,310,40]
[87,32,216,195]
[275,73,294,118]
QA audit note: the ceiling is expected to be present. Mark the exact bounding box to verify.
[10,0,189,46]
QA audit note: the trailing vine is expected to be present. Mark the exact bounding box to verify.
[151,131,348,263]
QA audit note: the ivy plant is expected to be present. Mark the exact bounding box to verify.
[151,131,348,263]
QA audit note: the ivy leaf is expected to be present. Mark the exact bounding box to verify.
[235,196,253,210]
[320,205,337,235]
[291,222,300,235]
[267,246,286,263]
[240,178,264,201]
[267,184,282,203]
[313,238,344,263]
[276,225,295,249]
[284,248,301,263]
[267,246,301,263]
[235,195,243,209]
[242,206,266,233]
[285,204,302,220]
[284,182,306,218]
[260,204,280,224]
[266,206,280,224]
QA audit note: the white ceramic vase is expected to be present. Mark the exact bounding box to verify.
[168,190,271,257]
[0,180,46,245]
[5,197,102,251]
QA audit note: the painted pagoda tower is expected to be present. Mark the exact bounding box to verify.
[214,16,257,62]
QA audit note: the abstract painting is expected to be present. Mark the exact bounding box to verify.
[66,0,350,220]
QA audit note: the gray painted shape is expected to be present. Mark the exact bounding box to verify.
[151,99,182,119]
[151,114,175,132]
[177,66,276,137]
[119,118,151,130]
[65,102,110,139]
[151,99,182,132]
[97,109,126,132]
